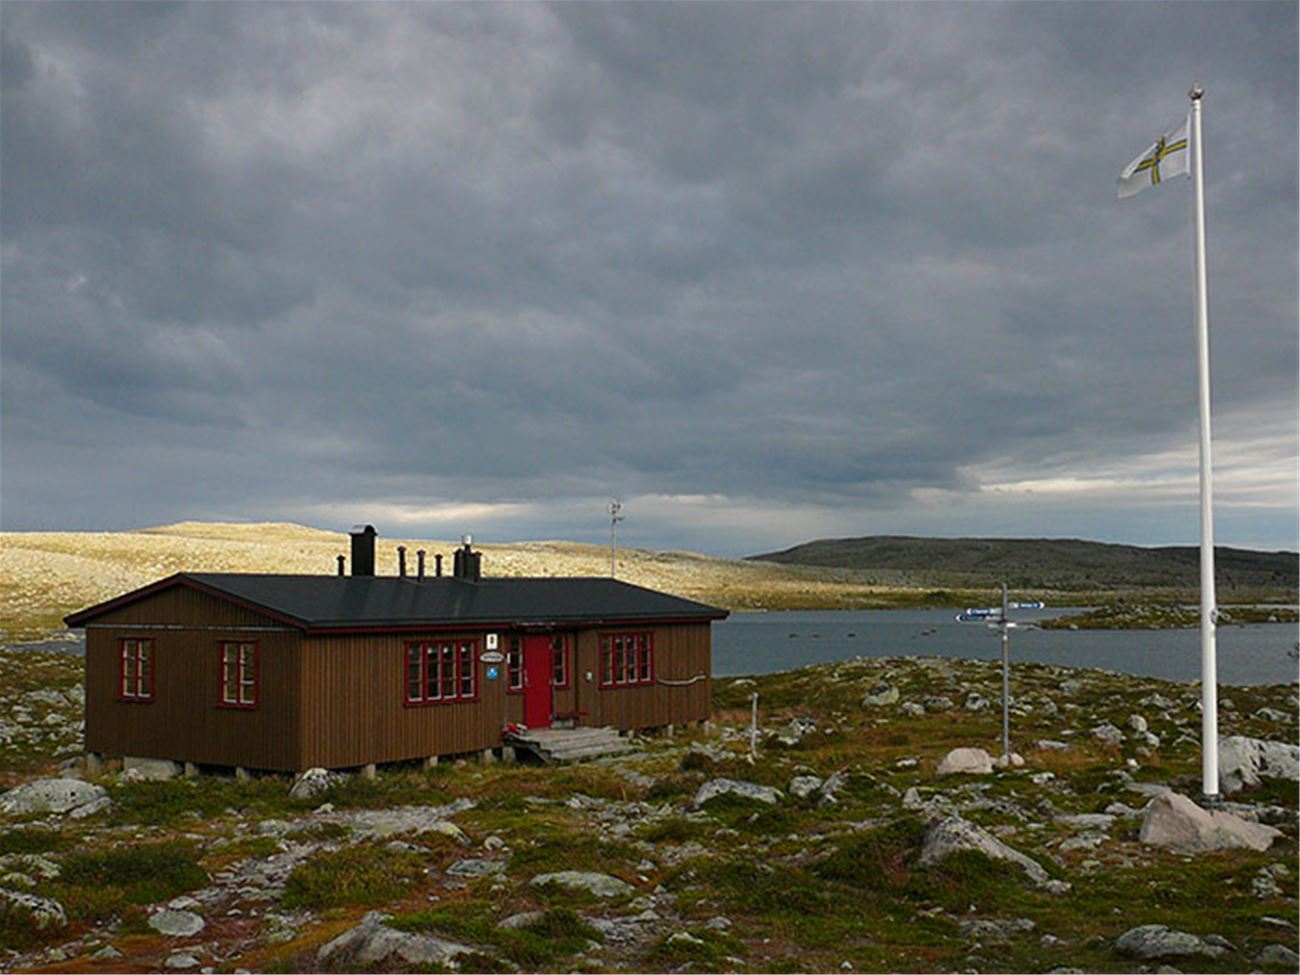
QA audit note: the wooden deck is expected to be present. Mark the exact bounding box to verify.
[503,726,636,764]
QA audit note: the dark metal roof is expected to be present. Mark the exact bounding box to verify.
[66,572,729,631]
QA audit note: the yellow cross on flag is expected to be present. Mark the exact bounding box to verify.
[1117,115,1190,199]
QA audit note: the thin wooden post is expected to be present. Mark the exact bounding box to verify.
[749,692,759,759]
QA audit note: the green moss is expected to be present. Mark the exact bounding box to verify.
[0,826,70,856]
[391,904,602,968]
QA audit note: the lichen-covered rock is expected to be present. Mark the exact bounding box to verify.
[1217,736,1299,794]
[1114,924,1226,960]
[917,816,1053,887]
[1091,723,1124,746]
[288,767,345,800]
[1138,791,1280,852]
[692,778,783,808]
[149,909,206,938]
[529,870,634,898]
[0,778,109,817]
[317,911,473,968]
[936,747,993,775]
[787,775,823,800]
[861,682,899,707]
[0,889,66,931]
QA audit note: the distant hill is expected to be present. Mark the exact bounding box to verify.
[748,536,1299,593]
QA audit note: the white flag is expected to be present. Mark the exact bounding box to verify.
[1117,114,1190,199]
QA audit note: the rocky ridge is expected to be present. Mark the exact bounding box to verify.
[0,649,1295,973]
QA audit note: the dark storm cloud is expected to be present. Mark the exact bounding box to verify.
[1,1,1295,553]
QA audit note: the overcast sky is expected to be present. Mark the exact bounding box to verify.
[2,2,1296,557]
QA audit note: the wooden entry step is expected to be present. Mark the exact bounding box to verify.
[503,726,635,764]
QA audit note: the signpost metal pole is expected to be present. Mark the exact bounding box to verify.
[1000,582,1011,763]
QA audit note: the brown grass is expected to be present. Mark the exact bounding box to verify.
[1,521,926,640]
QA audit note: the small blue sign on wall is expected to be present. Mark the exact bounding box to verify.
[486,666,500,680]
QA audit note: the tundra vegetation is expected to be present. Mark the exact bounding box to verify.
[0,645,1296,973]
[2,523,1295,643]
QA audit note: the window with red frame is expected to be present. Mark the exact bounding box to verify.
[406,640,477,704]
[550,634,569,688]
[506,636,523,692]
[119,638,154,701]
[219,641,258,707]
[599,632,653,687]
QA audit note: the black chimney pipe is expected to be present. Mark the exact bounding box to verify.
[397,545,407,578]
[337,554,346,576]
[435,553,443,577]
[350,525,377,577]
[416,550,426,581]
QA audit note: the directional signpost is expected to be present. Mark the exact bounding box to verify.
[955,584,1043,764]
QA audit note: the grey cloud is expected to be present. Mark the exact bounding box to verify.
[1,1,1294,554]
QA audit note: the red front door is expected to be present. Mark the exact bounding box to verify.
[522,634,552,729]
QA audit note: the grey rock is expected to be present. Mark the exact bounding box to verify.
[317,911,473,968]
[924,696,954,712]
[900,701,926,717]
[1127,714,1149,734]
[1254,707,1291,723]
[1055,813,1115,831]
[917,816,1052,887]
[149,909,206,938]
[92,946,124,961]
[164,953,202,970]
[498,911,546,930]
[936,747,994,776]
[1139,791,1281,852]
[1114,924,1225,960]
[1059,679,1083,696]
[1255,944,1300,967]
[0,778,109,817]
[446,858,506,878]
[861,682,899,707]
[964,693,990,712]
[123,757,183,780]
[819,771,848,803]
[530,870,634,898]
[1035,740,1071,751]
[788,775,823,800]
[288,767,345,800]
[693,778,783,808]
[1091,723,1124,747]
[0,889,66,930]
[1217,736,1300,794]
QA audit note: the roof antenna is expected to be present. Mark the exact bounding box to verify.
[608,499,624,578]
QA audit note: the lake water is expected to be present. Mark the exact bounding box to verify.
[713,609,1299,687]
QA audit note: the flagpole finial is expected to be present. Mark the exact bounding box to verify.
[1189,83,1204,101]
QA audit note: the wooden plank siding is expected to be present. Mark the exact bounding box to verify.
[80,581,715,770]
[297,634,504,769]
[578,623,712,730]
[85,625,303,772]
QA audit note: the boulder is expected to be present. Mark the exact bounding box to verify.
[923,696,954,712]
[787,775,823,800]
[0,779,109,817]
[123,757,183,781]
[936,748,994,776]
[1091,723,1124,747]
[964,693,990,712]
[149,910,206,938]
[917,816,1052,887]
[529,870,634,898]
[692,778,783,808]
[0,889,66,930]
[860,682,899,707]
[1138,791,1281,852]
[1217,736,1300,794]
[445,858,505,879]
[317,911,473,968]
[289,767,345,800]
[1255,944,1300,968]
[1114,924,1226,960]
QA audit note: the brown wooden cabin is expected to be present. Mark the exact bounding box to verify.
[64,527,728,774]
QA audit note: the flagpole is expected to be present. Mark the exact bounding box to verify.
[1188,83,1220,803]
